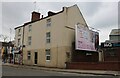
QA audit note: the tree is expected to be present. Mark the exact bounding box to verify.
[0,34,9,42]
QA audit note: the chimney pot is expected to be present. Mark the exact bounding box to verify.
[42,15,43,18]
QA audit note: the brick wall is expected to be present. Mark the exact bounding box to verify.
[72,51,99,62]
[71,42,99,62]
[66,62,120,71]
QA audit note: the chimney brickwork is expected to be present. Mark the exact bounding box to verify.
[31,11,40,21]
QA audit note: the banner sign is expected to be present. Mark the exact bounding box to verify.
[75,24,96,51]
[101,42,120,48]
[90,30,99,50]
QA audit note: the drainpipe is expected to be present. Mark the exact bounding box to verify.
[56,44,58,68]
[21,26,25,65]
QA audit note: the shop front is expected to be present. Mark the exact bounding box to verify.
[101,42,120,62]
[13,46,23,64]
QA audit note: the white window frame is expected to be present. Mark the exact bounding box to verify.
[18,38,20,46]
[28,36,32,45]
[27,51,31,60]
[46,49,51,61]
[18,28,21,36]
[46,18,51,27]
[29,24,32,32]
[46,32,51,43]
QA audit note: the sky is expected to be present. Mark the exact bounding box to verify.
[0,0,119,44]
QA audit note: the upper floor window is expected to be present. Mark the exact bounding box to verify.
[18,28,21,36]
[29,24,32,32]
[46,18,51,27]
[18,28,21,33]
[46,32,51,43]
[28,36,32,45]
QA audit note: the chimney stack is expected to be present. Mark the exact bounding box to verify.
[31,11,40,21]
[48,11,56,16]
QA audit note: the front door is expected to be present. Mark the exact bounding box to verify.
[34,52,38,64]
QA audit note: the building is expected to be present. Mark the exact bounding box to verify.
[0,41,14,63]
[101,29,120,62]
[15,5,99,68]
[0,42,2,53]
[66,29,119,71]
[109,29,120,41]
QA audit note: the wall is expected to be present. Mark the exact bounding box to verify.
[23,11,68,68]
[72,51,99,62]
[23,46,71,68]
[110,35,120,41]
[103,48,120,62]
[64,5,88,47]
[0,42,2,49]
[15,27,24,46]
[71,42,99,62]
[16,5,88,68]
[66,62,120,71]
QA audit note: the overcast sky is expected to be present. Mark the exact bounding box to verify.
[0,1,119,44]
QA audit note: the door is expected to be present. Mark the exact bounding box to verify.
[34,52,38,64]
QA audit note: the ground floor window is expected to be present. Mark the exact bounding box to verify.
[46,49,51,61]
[27,51,31,60]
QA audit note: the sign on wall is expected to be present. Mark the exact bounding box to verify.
[90,30,99,50]
[104,43,112,47]
[75,24,96,51]
[101,42,120,48]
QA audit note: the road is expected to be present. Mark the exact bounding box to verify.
[2,65,118,78]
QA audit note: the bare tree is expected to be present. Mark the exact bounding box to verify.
[0,34,9,42]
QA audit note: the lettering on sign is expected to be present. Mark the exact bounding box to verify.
[104,43,112,47]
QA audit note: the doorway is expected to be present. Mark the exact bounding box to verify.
[34,52,38,64]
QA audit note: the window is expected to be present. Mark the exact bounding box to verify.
[18,39,20,46]
[46,18,51,27]
[18,28,21,36]
[29,24,32,32]
[46,32,51,43]
[18,28,21,33]
[28,36,32,45]
[27,51,31,60]
[46,49,51,61]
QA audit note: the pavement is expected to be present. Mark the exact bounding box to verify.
[2,63,120,77]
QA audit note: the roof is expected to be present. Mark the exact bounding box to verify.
[110,29,120,36]
[15,7,64,30]
[105,40,120,43]
[15,4,88,30]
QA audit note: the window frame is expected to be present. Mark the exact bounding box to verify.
[18,28,21,33]
[27,51,31,60]
[18,28,21,36]
[46,32,51,43]
[46,49,51,61]
[28,36,32,45]
[46,18,51,27]
[18,38,20,46]
[28,24,32,32]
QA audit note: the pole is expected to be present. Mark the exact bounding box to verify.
[34,1,36,11]
[10,28,12,42]
[13,47,14,64]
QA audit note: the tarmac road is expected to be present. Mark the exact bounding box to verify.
[2,65,118,78]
